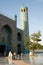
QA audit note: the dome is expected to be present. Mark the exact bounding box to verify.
[21,5,28,9]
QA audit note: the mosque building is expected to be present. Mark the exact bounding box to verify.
[0,6,29,56]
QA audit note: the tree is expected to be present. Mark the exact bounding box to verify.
[30,43,43,49]
[30,31,41,54]
[24,31,41,55]
[31,31,41,43]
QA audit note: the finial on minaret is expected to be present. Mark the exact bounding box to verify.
[14,15,17,22]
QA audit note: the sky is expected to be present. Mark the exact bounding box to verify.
[0,0,43,45]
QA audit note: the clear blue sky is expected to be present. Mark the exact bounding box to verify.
[0,0,43,44]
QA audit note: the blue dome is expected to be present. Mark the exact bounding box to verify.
[21,5,28,9]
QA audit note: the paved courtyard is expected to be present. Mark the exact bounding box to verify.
[0,57,29,65]
[0,53,43,65]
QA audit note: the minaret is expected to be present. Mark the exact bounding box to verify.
[20,6,29,36]
[14,15,17,22]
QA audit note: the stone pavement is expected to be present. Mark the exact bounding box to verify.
[7,57,29,65]
[0,57,29,65]
[14,60,29,65]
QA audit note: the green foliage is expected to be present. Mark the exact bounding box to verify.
[31,31,41,43]
[30,31,41,50]
[30,43,43,50]
[24,31,42,52]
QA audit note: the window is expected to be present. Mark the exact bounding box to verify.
[24,9,25,12]
[21,9,23,12]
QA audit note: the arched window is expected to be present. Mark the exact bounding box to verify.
[21,9,23,12]
[24,9,25,12]
[17,32,21,41]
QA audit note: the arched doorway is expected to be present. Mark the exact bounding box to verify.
[1,25,12,56]
[17,44,21,55]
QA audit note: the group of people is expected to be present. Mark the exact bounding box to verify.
[8,51,23,60]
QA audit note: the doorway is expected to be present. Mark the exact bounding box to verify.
[0,45,6,56]
[17,44,21,55]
